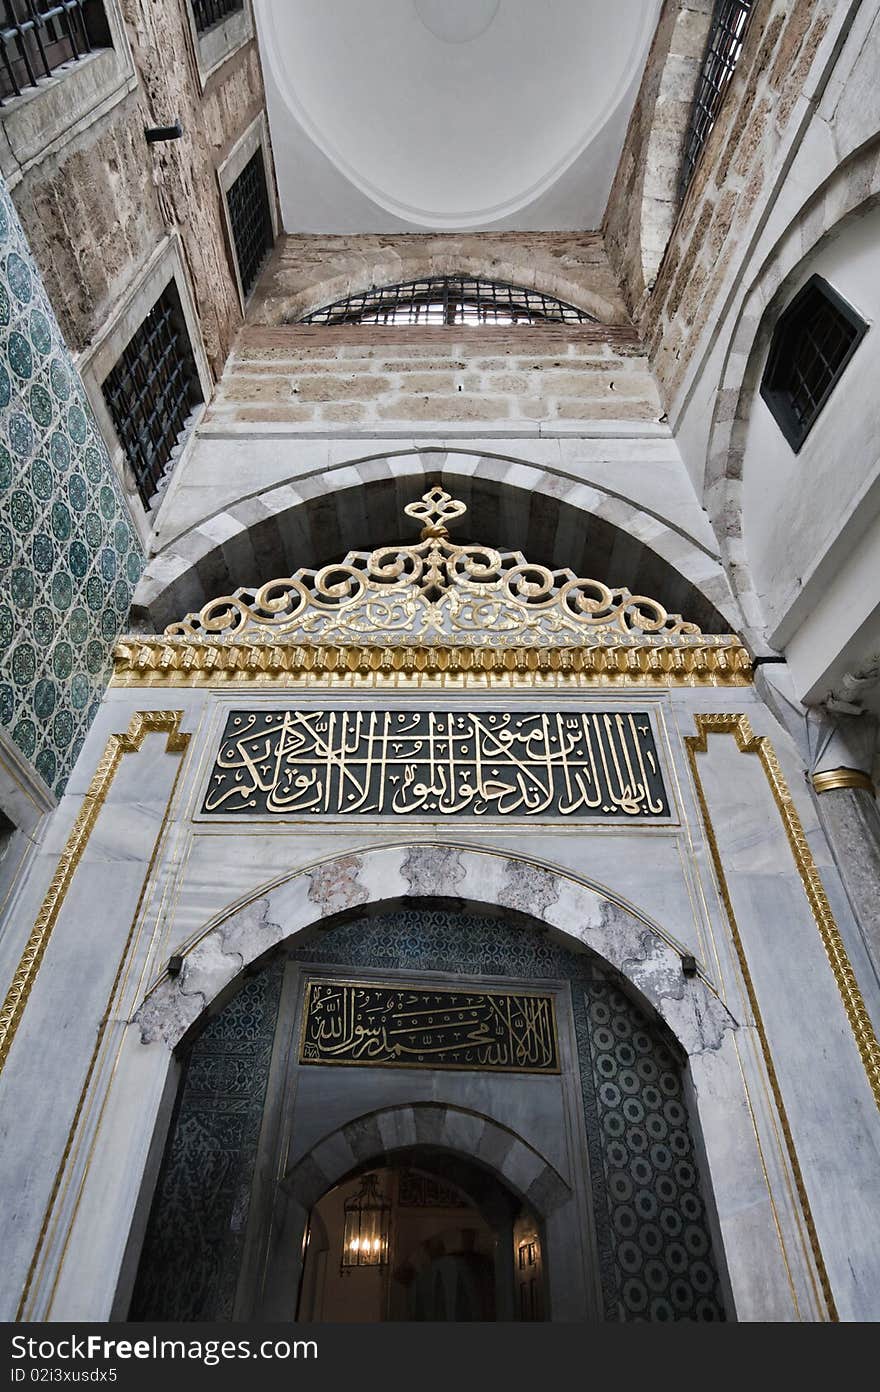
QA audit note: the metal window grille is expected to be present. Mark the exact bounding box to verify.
[227,145,274,301]
[297,277,595,326]
[0,1,108,104]
[190,0,242,35]
[102,282,203,509]
[678,0,754,202]
[760,275,868,452]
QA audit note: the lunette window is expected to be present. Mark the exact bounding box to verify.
[297,277,595,326]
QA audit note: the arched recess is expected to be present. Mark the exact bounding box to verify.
[279,1108,564,1322]
[702,135,880,646]
[127,879,732,1323]
[604,1,715,317]
[132,451,739,633]
[44,844,811,1322]
[252,247,629,328]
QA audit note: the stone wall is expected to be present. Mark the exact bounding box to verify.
[637,0,832,402]
[0,177,143,796]
[249,231,631,327]
[206,323,662,430]
[603,0,714,320]
[8,0,270,376]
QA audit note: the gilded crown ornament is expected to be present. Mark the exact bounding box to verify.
[161,487,707,647]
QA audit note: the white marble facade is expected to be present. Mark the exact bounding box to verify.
[1,670,879,1322]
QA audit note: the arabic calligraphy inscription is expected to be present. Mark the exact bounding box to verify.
[300,981,559,1072]
[204,709,668,818]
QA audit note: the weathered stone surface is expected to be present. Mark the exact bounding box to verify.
[10,0,269,372]
[401,845,466,898]
[307,853,369,914]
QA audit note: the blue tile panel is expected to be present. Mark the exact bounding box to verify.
[132,910,726,1322]
[0,176,144,796]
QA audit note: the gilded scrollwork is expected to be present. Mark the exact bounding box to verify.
[164,486,703,646]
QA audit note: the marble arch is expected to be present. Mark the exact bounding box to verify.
[133,450,739,633]
[282,1102,571,1218]
[134,843,734,1055]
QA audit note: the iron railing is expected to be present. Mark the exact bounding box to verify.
[227,145,273,301]
[190,0,242,35]
[298,277,595,326]
[678,0,754,201]
[0,0,107,104]
[102,282,203,509]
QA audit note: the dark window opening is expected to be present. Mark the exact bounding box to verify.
[227,145,274,301]
[678,0,754,202]
[0,0,110,104]
[760,275,868,452]
[190,0,243,36]
[297,277,595,327]
[0,808,15,867]
[102,281,203,510]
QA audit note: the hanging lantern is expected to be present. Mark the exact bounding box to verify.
[341,1174,391,1270]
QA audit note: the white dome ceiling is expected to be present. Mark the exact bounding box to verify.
[253,0,661,232]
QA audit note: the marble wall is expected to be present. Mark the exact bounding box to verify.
[0,175,143,796]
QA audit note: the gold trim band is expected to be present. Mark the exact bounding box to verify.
[812,767,874,795]
[112,638,752,687]
[688,715,880,1110]
[685,714,840,1320]
[0,712,189,1074]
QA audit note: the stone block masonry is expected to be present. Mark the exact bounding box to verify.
[8,0,270,376]
[207,325,663,430]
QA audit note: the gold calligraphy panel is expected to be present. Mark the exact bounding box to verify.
[299,981,560,1073]
[204,709,668,818]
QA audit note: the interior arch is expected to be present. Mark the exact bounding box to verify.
[133,456,738,633]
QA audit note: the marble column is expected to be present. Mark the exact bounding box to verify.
[812,757,880,986]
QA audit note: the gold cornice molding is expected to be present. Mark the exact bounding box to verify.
[0,712,189,1075]
[111,636,752,687]
[812,766,874,795]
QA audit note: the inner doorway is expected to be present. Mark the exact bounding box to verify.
[297,1151,545,1322]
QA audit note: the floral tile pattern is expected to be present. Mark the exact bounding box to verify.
[0,176,144,796]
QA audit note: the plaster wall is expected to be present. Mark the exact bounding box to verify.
[740,207,880,658]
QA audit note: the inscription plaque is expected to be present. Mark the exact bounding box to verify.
[204,709,668,818]
[299,980,560,1073]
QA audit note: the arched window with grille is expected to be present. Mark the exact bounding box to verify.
[296,276,595,326]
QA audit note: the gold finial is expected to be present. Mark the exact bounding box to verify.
[404,485,467,541]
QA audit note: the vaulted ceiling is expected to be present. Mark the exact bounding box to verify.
[252,0,661,232]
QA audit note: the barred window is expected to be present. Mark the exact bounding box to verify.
[678,0,754,202]
[760,276,868,452]
[297,277,595,326]
[0,1,110,105]
[190,0,243,35]
[102,281,203,509]
[227,145,274,301]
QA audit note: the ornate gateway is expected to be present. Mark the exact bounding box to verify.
[113,487,751,686]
